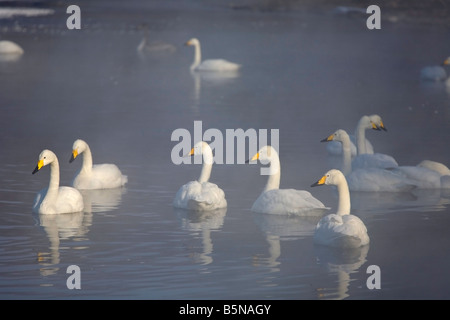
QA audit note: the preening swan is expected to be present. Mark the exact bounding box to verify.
[311,169,370,248]
[322,129,413,192]
[70,139,128,190]
[326,114,386,156]
[173,141,227,211]
[247,145,328,215]
[32,149,84,214]
[420,57,449,82]
[185,38,241,72]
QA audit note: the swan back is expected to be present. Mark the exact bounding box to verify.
[0,40,24,54]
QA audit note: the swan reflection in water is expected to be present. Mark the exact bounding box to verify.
[174,207,226,265]
[37,188,125,276]
[252,211,325,271]
[315,244,369,300]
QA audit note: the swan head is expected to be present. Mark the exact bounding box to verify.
[186,141,213,164]
[246,145,279,164]
[311,169,345,187]
[32,149,57,174]
[321,129,349,143]
[369,114,387,131]
[70,139,88,163]
[185,38,200,46]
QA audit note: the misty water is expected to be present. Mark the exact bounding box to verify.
[1,1,450,300]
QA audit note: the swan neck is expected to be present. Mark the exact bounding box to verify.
[46,159,60,200]
[340,134,352,176]
[264,154,281,192]
[191,41,202,70]
[81,145,93,173]
[336,176,351,216]
[355,117,368,155]
[198,143,213,183]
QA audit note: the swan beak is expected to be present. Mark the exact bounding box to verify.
[371,122,381,131]
[245,152,259,163]
[443,58,450,66]
[184,41,191,46]
[69,149,78,163]
[32,160,44,174]
[183,147,195,157]
[320,134,334,142]
[379,121,387,131]
[311,175,326,187]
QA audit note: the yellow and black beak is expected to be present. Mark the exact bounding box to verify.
[32,160,44,175]
[371,121,387,131]
[320,134,334,143]
[184,40,191,46]
[311,175,326,187]
[245,152,260,164]
[443,57,450,66]
[69,149,78,163]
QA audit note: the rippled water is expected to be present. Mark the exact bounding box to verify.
[1,0,450,300]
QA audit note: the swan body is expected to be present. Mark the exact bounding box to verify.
[322,129,414,192]
[32,149,84,214]
[0,40,24,55]
[248,145,328,215]
[70,139,128,190]
[311,169,370,248]
[326,114,386,156]
[420,57,449,82]
[185,38,241,72]
[173,141,227,211]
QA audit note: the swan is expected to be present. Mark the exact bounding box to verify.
[247,145,328,215]
[326,114,387,156]
[0,40,24,55]
[311,169,370,248]
[136,24,176,55]
[32,149,84,214]
[69,139,128,190]
[184,38,241,72]
[420,57,449,82]
[322,129,414,192]
[173,141,227,211]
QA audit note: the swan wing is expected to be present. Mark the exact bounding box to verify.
[197,59,241,71]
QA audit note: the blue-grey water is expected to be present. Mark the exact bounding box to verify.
[1,0,450,300]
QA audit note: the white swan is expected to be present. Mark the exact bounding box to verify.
[136,24,176,55]
[185,38,241,72]
[311,169,370,248]
[322,129,414,192]
[326,114,386,156]
[247,145,328,215]
[0,40,24,55]
[388,159,450,189]
[173,141,227,211]
[70,139,128,190]
[420,57,449,82]
[32,149,84,214]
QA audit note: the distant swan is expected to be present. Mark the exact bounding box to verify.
[420,57,449,82]
[326,114,387,156]
[0,40,24,55]
[247,145,328,215]
[136,24,176,55]
[185,38,241,72]
[322,129,414,192]
[173,141,227,211]
[311,169,370,248]
[70,139,128,190]
[32,149,84,214]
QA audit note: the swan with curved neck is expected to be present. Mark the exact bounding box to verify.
[70,139,128,190]
[248,145,328,215]
[185,38,241,72]
[173,141,227,211]
[311,169,369,248]
[321,129,414,192]
[32,149,84,214]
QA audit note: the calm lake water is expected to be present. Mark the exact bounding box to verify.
[1,0,450,300]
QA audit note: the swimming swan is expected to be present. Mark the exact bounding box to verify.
[420,57,450,82]
[173,141,227,211]
[70,139,128,190]
[322,129,413,192]
[32,149,84,214]
[0,40,24,55]
[311,169,370,248]
[185,38,241,72]
[326,114,387,156]
[247,145,328,215]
